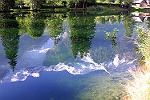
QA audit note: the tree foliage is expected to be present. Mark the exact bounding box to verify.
[0,13,19,71]
[122,14,136,38]
[45,14,64,45]
[0,0,15,11]
[24,12,45,38]
[68,14,95,58]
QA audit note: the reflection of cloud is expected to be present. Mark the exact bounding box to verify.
[0,53,137,83]
[16,38,54,67]
[105,53,137,72]
[45,53,109,75]
[113,54,120,67]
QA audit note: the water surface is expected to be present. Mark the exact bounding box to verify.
[0,11,147,100]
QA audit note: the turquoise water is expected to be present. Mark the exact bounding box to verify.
[0,11,145,100]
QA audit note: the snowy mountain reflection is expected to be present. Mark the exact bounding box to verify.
[0,31,137,83]
[0,15,138,83]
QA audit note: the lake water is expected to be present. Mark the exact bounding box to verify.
[0,11,148,100]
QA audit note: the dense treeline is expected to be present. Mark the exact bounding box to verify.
[0,0,96,11]
[0,0,134,11]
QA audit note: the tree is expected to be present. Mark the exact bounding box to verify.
[0,13,20,71]
[16,14,27,35]
[46,0,62,10]
[0,0,15,11]
[65,0,80,8]
[68,14,95,58]
[135,26,150,65]
[122,14,136,38]
[95,16,106,24]
[109,16,117,25]
[24,12,45,38]
[80,0,96,8]
[121,0,133,7]
[105,28,118,48]
[45,14,64,45]
[30,0,42,10]
[115,0,122,4]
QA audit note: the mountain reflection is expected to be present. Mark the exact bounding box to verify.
[0,11,147,83]
[1,52,137,83]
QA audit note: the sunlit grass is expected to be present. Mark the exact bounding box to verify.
[124,26,150,100]
[124,61,150,100]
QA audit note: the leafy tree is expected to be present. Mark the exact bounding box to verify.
[105,28,118,48]
[0,0,15,11]
[45,0,63,10]
[16,15,27,35]
[115,0,122,4]
[74,0,80,8]
[30,0,41,10]
[45,14,64,45]
[135,26,150,65]
[121,0,133,5]
[15,0,24,6]
[24,12,45,38]
[109,16,117,25]
[80,0,96,8]
[68,14,95,58]
[114,14,121,24]
[95,16,106,24]
[122,14,136,38]
[20,0,43,10]
[65,0,80,8]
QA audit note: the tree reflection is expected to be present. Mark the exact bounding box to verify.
[0,13,20,71]
[45,14,64,45]
[16,13,26,35]
[122,14,136,38]
[95,15,121,25]
[68,14,95,58]
[24,12,45,38]
[105,28,118,48]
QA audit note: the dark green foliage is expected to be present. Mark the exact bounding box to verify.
[105,28,119,48]
[122,14,136,38]
[68,14,95,58]
[24,12,45,38]
[0,13,19,71]
[45,14,64,45]
[0,0,15,11]
[30,0,42,10]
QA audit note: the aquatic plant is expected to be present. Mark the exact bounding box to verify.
[76,72,132,100]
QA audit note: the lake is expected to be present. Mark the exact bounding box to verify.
[0,11,148,100]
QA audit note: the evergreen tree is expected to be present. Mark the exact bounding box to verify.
[0,13,20,71]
